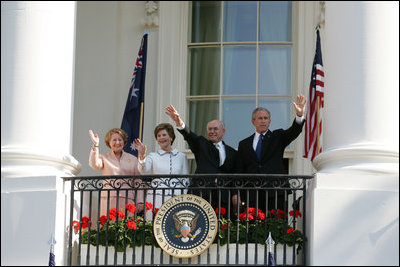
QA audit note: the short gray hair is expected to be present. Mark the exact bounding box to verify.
[251,107,271,120]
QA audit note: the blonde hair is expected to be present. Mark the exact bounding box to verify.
[104,128,128,148]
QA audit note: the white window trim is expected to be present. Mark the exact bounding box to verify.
[156,1,319,175]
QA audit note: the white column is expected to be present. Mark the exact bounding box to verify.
[156,2,189,152]
[1,2,80,265]
[307,2,399,266]
[1,1,81,177]
[313,1,399,173]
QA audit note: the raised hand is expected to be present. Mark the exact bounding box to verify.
[165,105,184,127]
[292,95,307,117]
[89,130,100,146]
[133,138,147,160]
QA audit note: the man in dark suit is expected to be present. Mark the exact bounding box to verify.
[165,105,238,211]
[237,95,307,212]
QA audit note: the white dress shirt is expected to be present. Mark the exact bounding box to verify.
[214,141,226,166]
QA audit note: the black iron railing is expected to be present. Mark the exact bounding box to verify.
[63,174,313,266]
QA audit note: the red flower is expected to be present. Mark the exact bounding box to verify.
[257,211,266,220]
[277,209,285,217]
[287,228,296,234]
[99,215,107,226]
[215,207,226,215]
[239,212,254,221]
[270,209,275,216]
[108,208,124,220]
[247,207,256,215]
[145,202,153,211]
[109,208,117,220]
[118,211,125,219]
[221,223,228,232]
[81,216,92,229]
[154,208,159,215]
[127,221,137,230]
[289,210,302,218]
[125,203,136,214]
[295,210,302,218]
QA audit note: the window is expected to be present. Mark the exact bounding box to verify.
[188,1,293,149]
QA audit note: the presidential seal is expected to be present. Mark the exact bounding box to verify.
[153,194,218,258]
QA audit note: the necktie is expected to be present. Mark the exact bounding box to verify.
[215,143,224,166]
[255,134,264,160]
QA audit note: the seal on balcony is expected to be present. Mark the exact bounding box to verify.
[153,194,218,258]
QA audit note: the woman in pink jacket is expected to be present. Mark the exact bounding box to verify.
[89,128,144,217]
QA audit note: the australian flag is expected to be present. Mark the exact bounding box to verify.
[121,31,148,157]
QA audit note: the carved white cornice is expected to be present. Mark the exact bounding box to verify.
[141,1,159,28]
[1,146,82,178]
[312,142,399,175]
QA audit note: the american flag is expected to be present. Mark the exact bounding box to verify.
[121,31,148,157]
[303,28,324,162]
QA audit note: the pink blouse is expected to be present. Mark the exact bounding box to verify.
[89,148,142,216]
[89,148,139,175]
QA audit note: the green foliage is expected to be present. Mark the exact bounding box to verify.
[214,209,306,254]
[74,208,306,254]
[80,217,158,252]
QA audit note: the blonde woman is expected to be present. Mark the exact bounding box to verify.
[89,128,144,216]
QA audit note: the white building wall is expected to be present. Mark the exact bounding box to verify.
[72,1,160,176]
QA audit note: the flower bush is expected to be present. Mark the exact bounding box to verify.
[215,207,306,253]
[73,202,157,252]
[72,203,305,253]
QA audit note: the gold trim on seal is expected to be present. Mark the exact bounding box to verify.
[153,194,218,258]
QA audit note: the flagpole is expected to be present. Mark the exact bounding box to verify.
[139,103,144,141]
[316,96,320,156]
[139,29,148,141]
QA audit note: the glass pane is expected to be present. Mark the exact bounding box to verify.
[222,98,256,149]
[189,48,220,96]
[258,98,291,131]
[260,1,292,42]
[223,46,256,95]
[188,100,219,138]
[223,1,257,42]
[191,1,221,42]
[259,46,291,95]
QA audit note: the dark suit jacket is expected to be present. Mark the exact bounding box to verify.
[177,126,237,174]
[237,119,305,174]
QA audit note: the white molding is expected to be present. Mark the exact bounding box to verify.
[312,143,399,174]
[1,146,82,178]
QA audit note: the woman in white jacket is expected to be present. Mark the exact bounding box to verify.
[134,123,189,219]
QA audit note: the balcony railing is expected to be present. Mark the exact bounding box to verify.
[63,174,313,266]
